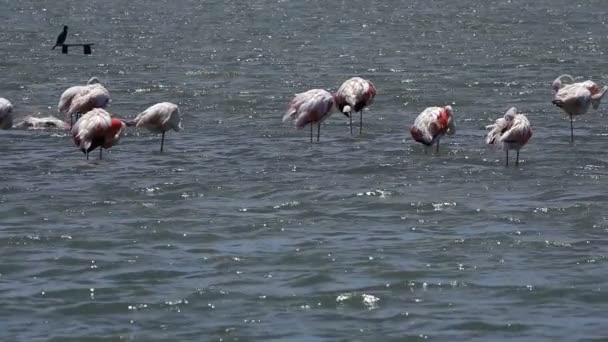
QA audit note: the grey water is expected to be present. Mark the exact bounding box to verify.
[1,0,608,340]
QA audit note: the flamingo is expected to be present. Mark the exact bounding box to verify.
[552,74,607,142]
[485,107,532,166]
[410,105,456,153]
[283,89,336,143]
[14,116,69,130]
[334,77,377,135]
[0,98,13,130]
[71,108,126,160]
[58,77,104,126]
[53,26,68,50]
[125,102,181,152]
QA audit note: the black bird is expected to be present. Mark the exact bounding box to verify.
[52,26,68,50]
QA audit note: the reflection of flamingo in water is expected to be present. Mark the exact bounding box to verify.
[551,74,607,142]
[283,89,336,143]
[410,105,456,153]
[486,107,532,166]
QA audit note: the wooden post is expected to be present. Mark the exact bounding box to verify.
[59,43,95,55]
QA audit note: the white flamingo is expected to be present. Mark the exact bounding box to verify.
[0,98,13,130]
[486,107,532,166]
[125,102,181,152]
[283,89,336,143]
[14,116,69,130]
[72,108,126,160]
[334,77,377,135]
[552,74,607,142]
[58,77,108,126]
[410,105,456,153]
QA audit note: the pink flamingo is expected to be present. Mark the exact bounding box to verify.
[410,105,456,153]
[125,102,182,152]
[0,97,13,130]
[334,77,377,135]
[58,77,103,126]
[283,89,335,143]
[485,107,532,166]
[552,74,607,142]
[72,108,126,160]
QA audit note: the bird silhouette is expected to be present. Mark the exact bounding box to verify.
[52,26,68,50]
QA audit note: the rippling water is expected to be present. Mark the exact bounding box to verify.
[1,0,608,340]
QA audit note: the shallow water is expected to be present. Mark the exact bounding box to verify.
[1,0,608,340]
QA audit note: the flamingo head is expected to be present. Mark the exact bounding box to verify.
[504,107,517,121]
[110,118,127,135]
[442,105,456,135]
[87,77,100,85]
[551,74,574,93]
[341,105,352,117]
[63,25,68,31]
[583,81,601,95]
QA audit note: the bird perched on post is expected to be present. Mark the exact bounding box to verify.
[485,107,532,167]
[125,102,182,152]
[53,26,68,50]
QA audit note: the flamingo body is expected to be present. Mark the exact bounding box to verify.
[283,89,335,142]
[334,77,376,134]
[72,108,125,159]
[0,97,14,130]
[68,83,110,116]
[410,105,455,152]
[486,107,532,166]
[14,116,69,130]
[552,74,608,141]
[126,102,181,152]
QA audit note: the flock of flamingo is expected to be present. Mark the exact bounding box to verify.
[0,77,182,159]
[283,75,606,166]
[0,74,606,165]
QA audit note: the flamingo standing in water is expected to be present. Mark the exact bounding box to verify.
[283,89,335,143]
[0,98,13,130]
[59,77,103,125]
[125,102,181,152]
[486,107,532,166]
[334,77,376,135]
[410,105,456,153]
[552,74,607,142]
[71,108,126,160]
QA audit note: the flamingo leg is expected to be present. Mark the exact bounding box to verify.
[516,150,520,166]
[435,138,440,153]
[99,148,103,160]
[505,149,509,167]
[310,123,313,143]
[569,114,574,143]
[160,131,165,152]
[317,122,321,142]
[349,114,353,135]
[359,111,363,135]
[86,150,89,160]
